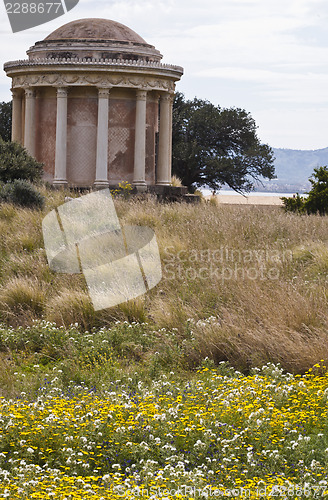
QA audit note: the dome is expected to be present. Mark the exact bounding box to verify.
[27,18,162,62]
[45,18,147,44]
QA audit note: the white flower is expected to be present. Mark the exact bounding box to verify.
[194,440,206,449]
[26,447,34,454]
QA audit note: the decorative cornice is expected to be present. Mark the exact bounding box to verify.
[4,57,183,75]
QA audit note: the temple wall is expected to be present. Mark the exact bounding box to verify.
[107,89,136,185]
[67,87,98,187]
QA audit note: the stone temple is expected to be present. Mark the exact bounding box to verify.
[4,18,184,192]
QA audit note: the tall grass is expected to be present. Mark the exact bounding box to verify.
[1,191,328,373]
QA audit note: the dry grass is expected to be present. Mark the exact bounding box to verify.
[170,175,183,187]
[0,277,46,326]
[45,288,96,331]
[1,192,328,372]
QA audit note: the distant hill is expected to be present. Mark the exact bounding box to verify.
[255,147,328,193]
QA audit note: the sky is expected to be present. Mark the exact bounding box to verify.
[0,0,328,150]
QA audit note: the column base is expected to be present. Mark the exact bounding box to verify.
[133,181,148,192]
[93,180,110,190]
[156,181,171,186]
[53,179,68,188]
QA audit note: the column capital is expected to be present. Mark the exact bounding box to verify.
[136,89,147,101]
[25,88,36,99]
[160,91,174,103]
[97,87,111,98]
[11,88,22,98]
[56,87,68,98]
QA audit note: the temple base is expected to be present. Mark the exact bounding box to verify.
[53,179,68,188]
[93,180,110,190]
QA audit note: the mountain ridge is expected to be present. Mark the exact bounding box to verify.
[257,146,328,193]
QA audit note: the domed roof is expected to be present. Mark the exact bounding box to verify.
[45,18,147,44]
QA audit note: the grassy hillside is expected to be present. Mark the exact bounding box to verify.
[1,190,328,498]
[0,189,328,382]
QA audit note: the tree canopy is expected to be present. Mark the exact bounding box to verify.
[172,93,275,193]
[282,166,328,215]
[0,101,12,143]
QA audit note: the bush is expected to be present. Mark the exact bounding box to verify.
[304,166,328,215]
[281,193,306,213]
[0,139,43,183]
[282,166,328,215]
[0,179,45,209]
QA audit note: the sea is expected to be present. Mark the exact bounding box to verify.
[201,189,307,198]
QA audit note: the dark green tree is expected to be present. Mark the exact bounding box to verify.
[0,101,12,142]
[172,93,275,193]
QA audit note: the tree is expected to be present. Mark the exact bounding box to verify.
[304,166,328,215]
[0,101,12,142]
[283,166,328,215]
[172,93,275,193]
[0,139,43,183]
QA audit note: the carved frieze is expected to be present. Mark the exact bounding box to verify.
[11,72,175,92]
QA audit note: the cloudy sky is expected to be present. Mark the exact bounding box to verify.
[0,0,327,150]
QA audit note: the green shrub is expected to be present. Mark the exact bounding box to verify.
[304,166,328,215]
[0,139,43,183]
[0,180,45,209]
[282,166,328,215]
[281,193,306,213]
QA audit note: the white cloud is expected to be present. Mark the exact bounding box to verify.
[0,0,328,148]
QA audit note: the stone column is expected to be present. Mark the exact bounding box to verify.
[156,92,173,185]
[133,89,147,191]
[53,87,68,187]
[94,88,110,189]
[168,92,173,178]
[11,89,23,143]
[24,88,36,157]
